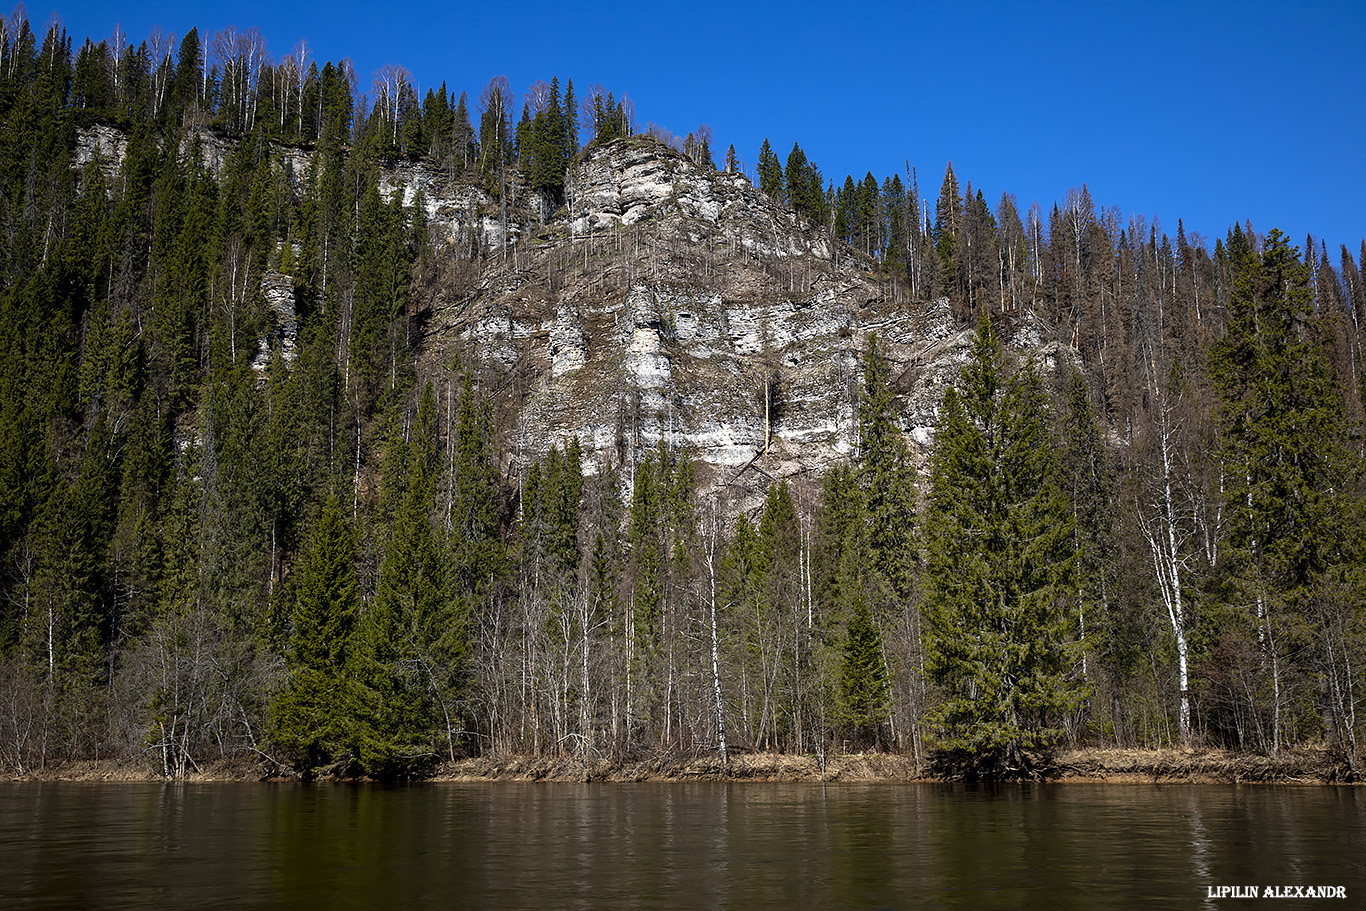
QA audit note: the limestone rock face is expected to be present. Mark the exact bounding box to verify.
[71,125,1076,509]
[73,124,128,187]
[566,139,831,260]
[378,160,531,252]
[434,138,1001,510]
[250,271,300,380]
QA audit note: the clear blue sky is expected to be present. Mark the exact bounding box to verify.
[39,0,1366,259]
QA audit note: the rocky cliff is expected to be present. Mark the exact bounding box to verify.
[421,137,1072,510]
[74,125,1074,509]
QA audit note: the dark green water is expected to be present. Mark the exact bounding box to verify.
[1,781,1362,909]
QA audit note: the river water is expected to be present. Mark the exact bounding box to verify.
[1,780,1362,909]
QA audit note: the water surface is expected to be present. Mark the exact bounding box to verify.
[1,781,1362,909]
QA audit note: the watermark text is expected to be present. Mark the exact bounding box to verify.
[1207,886,1346,899]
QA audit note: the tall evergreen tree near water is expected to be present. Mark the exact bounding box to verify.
[271,497,358,775]
[838,599,890,746]
[857,334,917,608]
[1210,228,1363,756]
[922,314,1081,777]
[1059,370,1118,721]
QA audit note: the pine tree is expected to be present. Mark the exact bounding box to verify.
[348,481,440,778]
[271,497,359,775]
[838,600,890,746]
[934,162,962,314]
[756,138,783,202]
[857,334,917,608]
[1210,228,1363,755]
[922,314,1082,777]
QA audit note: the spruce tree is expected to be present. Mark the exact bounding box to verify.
[348,480,441,778]
[452,90,476,171]
[1210,228,1363,754]
[562,78,577,159]
[756,138,784,202]
[934,162,962,311]
[785,142,808,213]
[271,497,359,775]
[838,599,890,747]
[922,314,1081,777]
[857,334,917,607]
[1058,370,1118,719]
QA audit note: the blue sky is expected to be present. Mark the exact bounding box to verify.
[39,0,1366,259]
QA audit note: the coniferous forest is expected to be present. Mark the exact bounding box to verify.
[1,13,1364,780]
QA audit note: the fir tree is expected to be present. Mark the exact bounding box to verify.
[922,314,1082,777]
[1210,228,1363,755]
[271,497,359,775]
[757,138,783,202]
[785,142,808,212]
[452,90,476,171]
[562,78,577,159]
[934,162,962,312]
[348,480,441,778]
[857,334,917,608]
[1058,370,1117,718]
[838,599,890,746]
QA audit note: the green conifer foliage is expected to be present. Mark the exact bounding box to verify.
[811,337,913,747]
[922,314,1082,777]
[934,162,962,311]
[814,462,867,620]
[628,454,663,667]
[271,498,359,775]
[838,600,890,746]
[348,480,441,778]
[1210,228,1363,754]
[562,79,578,159]
[1058,370,1121,724]
[857,335,917,607]
[448,374,503,600]
[756,138,784,202]
[452,91,476,171]
[1213,229,1357,598]
[524,438,583,575]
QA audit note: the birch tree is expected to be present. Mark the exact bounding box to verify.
[1134,358,1198,743]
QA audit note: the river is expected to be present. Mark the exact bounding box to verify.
[1,781,1362,908]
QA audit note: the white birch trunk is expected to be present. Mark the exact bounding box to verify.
[703,524,727,764]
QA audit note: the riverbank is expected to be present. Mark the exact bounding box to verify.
[7,746,1357,784]
[434,746,1356,784]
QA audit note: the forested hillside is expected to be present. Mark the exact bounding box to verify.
[0,13,1362,780]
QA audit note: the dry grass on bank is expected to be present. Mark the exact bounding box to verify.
[1053,746,1354,784]
[8,747,1356,784]
[6,756,264,782]
[432,751,923,783]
